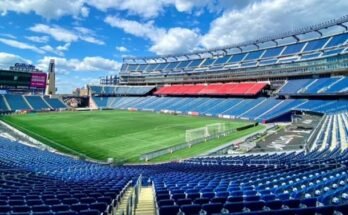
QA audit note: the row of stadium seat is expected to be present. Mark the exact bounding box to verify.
[308,112,348,152]
[121,32,348,74]
[154,111,348,214]
[92,96,348,122]
[0,137,142,215]
[0,95,66,112]
[89,85,155,95]
[154,82,268,96]
[279,77,348,95]
[1,112,348,214]
[186,149,347,166]
[154,163,348,214]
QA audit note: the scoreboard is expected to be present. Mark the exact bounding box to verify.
[0,63,47,93]
[0,69,47,90]
[30,73,47,88]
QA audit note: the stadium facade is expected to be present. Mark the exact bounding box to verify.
[118,15,348,85]
[88,16,348,123]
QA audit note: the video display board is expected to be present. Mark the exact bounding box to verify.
[0,70,46,90]
[30,72,47,89]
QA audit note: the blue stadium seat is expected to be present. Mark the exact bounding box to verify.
[176,198,192,206]
[159,205,180,215]
[4,94,31,111]
[180,204,201,215]
[193,198,210,205]
[158,199,175,207]
[187,193,200,200]
[55,211,78,215]
[201,203,223,215]
[265,200,283,210]
[210,197,226,204]
[79,209,100,215]
[25,96,50,110]
[89,202,107,213]
[244,201,265,211]
[0,206,11,213]
[32,205,51,212]
[223,202,244,213]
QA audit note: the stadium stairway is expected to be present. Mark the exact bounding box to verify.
[42,98,53,109]
[135,187,155,215]
[1,95,10,111]
[115,186,134,215]
[22,95,34,110]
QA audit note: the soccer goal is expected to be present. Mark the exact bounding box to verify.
[185,123,226,144]
[185,127,209,144]
[206,123,226,136]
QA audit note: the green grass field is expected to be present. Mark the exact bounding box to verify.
[1,110,262,163]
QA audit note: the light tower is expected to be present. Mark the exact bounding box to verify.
[45,59,56,95]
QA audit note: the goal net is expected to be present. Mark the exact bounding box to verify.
[185,123,226,144]
[185,127,209,144]
[206,123,226,136]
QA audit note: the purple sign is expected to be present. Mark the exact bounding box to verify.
[30,73,47,88]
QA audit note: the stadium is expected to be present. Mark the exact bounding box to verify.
[0,3,348,215]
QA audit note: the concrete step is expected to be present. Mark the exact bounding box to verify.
[115,187,134,215]
[135,186,155,215]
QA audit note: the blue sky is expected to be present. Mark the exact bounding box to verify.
[0,0,347,93]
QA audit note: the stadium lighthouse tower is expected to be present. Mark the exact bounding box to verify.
[45,59,56,95]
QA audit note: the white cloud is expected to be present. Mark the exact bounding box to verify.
[40,45,57,54]
[25,36,49,43]
[105,16,164,41]
[150,27,201,55]
[0,0,214,20]
[0,33,16,39]
[0,37,70,56]
[36,56,122,93]
[87,0,166,18]
[106,0,348,55]
[57,43,71,52]
[170,0,212,12]
[0,0,88,19]
[80,57,122,71]
[74,27,93,35]
[116,46,128,52]
[79,36,105,45]
[80,6,90,18]
[0,52,32,69]
[201,0,348,49]
[29,24,104,45]
[29,24,78,43]
[87,0,212,18]
[105,16,200,55]
[40,43,70,56]
[37,56,122,74]
[0,38,44,54]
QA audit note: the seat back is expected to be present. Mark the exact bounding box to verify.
[159,205,180,215]
[180,204,201,215]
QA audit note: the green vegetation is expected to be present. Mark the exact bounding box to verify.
[1,110,262,163]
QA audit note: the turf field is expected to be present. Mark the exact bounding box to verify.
[1,110,262,163]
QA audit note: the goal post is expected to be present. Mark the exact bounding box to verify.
[185,127,209,144]
[185,123,227,144]
[206,123,226,136]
